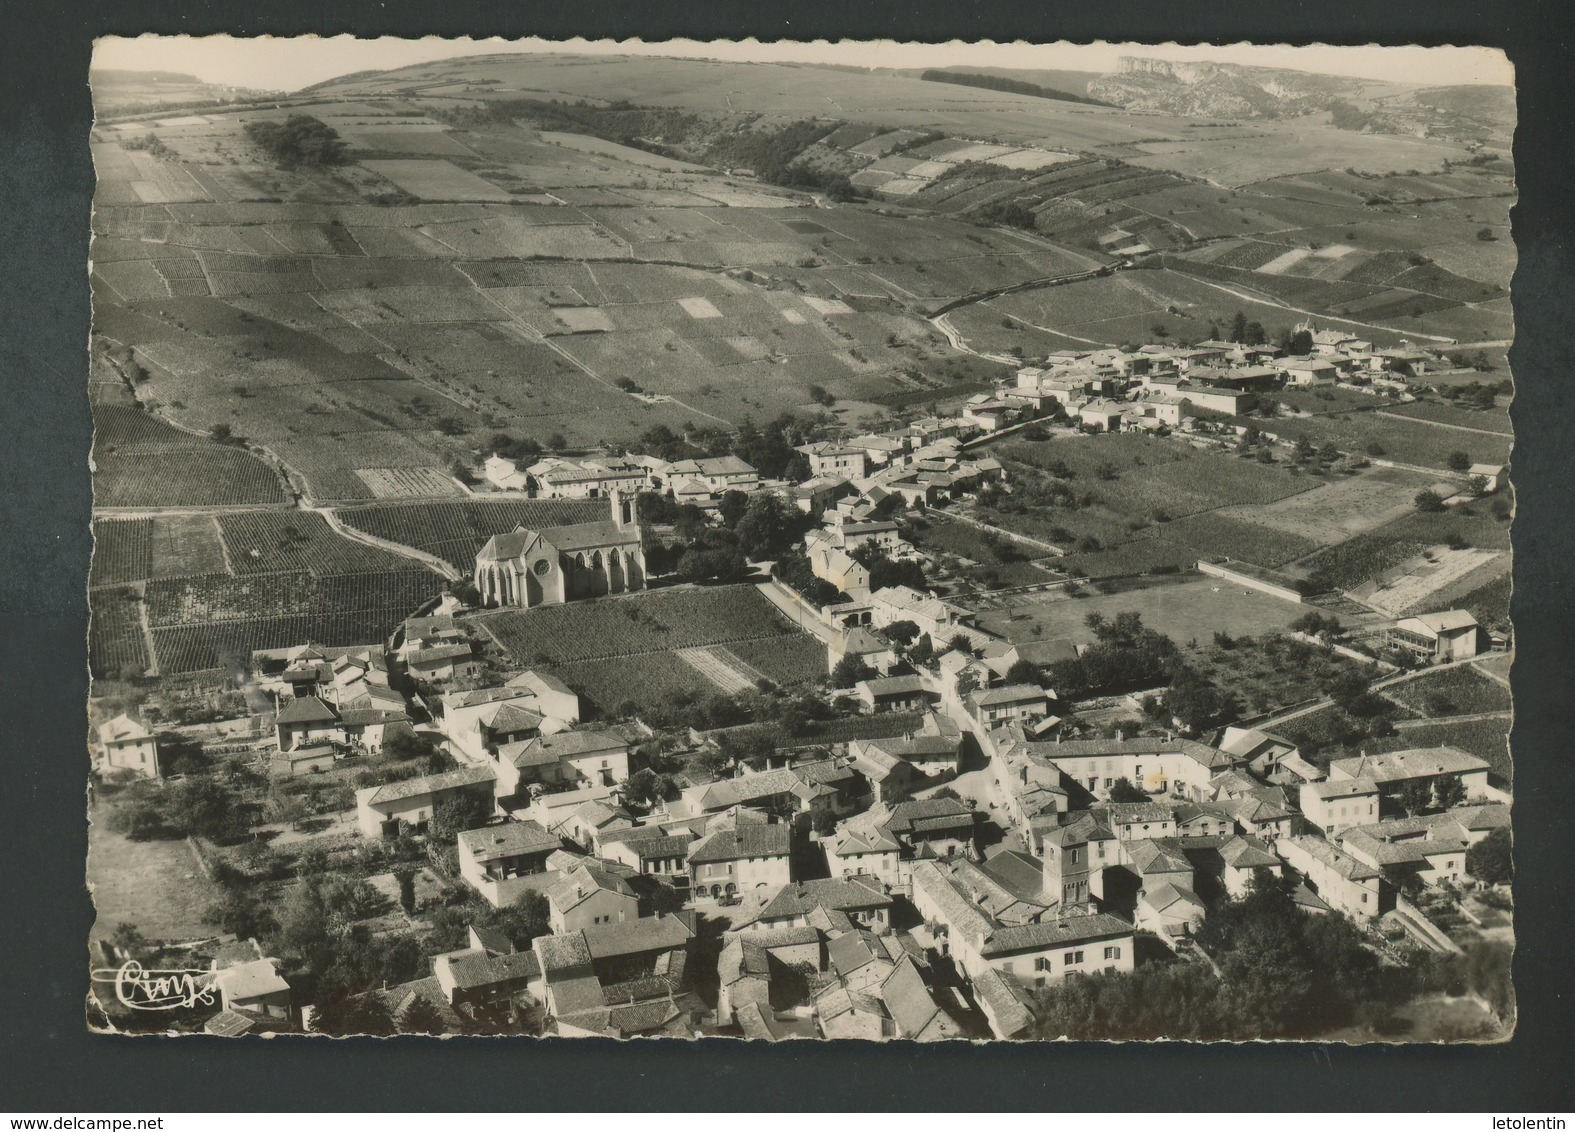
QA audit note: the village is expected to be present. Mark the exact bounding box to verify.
[88,321,1514,1042]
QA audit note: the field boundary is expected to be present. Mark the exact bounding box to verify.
[1198,560,1306,604]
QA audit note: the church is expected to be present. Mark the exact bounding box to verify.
[474,491,646,608]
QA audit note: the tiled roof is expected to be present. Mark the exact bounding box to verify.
[687,822,792,864]
[1096,801,1178,825]
[275,696,337,724]
[364,765,495,807]
[744,877,892,925]
[1142,882,1204,913]
[533,931,593,974]
[981,912,1134,958]
[458,820,559,861]
[1280,835,1381,881]
[580,914,694,961]
[1329,746,1490,783]
[972,968,1035,1037]
[828,930,890,979]
[547,862,636,912]
[880,956,946,1038]
[1307,777,1378,800]
[443,948,540,989]
[885,798,973,836]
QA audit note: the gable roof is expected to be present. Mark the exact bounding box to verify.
[880,956,949,1038]
[579,914,694,961]
[1329,746,1491,784]
[364,764,495,807]
[687,822,792,864]
[458,820,559,861]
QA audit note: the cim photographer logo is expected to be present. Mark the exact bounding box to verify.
[91,961,219,1012]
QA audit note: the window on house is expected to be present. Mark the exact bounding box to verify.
[1104,946,1120,960]
[1361,893,1368,903]
[1064,952,1076,966]
[1070,848,1080,864]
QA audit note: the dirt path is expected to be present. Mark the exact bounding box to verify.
[314,506,461,581]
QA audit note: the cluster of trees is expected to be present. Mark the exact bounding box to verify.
[1032,871,1461,1040]
[630,416,818,483]
[1044,611,1180,701]
[242,115,348,170]
[918,69,1109,106]
[106,768,254,844]
[702,119,862,200]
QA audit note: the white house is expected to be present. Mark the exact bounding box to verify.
[96,714,160,779]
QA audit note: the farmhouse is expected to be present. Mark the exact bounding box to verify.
[474,492,645,608]
[688,821,794,903]
[96,713,161,780]
[1327,746,1491,801]
[910,859,1134,985]
[457,820,562,907]
[854,673,935,714]
[733,876,894,933]
[526,455,650,500]
[355,765,497,838]
[797,441,868,480]
[1300,777,1380,836]
[493,728,631,801]
[1386,610,1483,662]
[547,860,641,932]
[1280,356,1338,386]
[274,694,413,757]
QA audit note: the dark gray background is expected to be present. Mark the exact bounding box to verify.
[2,0,1570,1112]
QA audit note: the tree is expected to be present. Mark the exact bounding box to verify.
[1398,779,1433,816]
[830,653,876,689]
[1286,329,1314,355]
[1447,450,1472,472]
[110,922,150,959]
[312,991,395,1037]
[1466,826,1512,885]
[244,115,349,170]
[882,620,921,647]
[1435,774,1467,809]
[1005,659,1043,686]
[166,776,245,841]
[946,632,976,657]
[908,633,934,664]
[1414,489,1447,513]
[1108,778,1148,803]
[1476,227,1496,241]
[394,867,417,915]
[428,791,493,841]
[955,671,981,697]
[1229,311,1249,343]
[399,994,447,1035]
[717,489,750,529]
[547,432,568,451]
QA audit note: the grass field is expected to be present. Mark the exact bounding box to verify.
[88,815,220,942]
[477,584,803,668]
[1259,411,1513,472]
[969,575,1313,652]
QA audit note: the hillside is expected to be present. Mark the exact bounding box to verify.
[1088,56,1513,145]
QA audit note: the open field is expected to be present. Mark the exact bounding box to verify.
[1213,466,1435,545]
[477,584,803,667]
[150,514,231,576]
[1293,498,1513,592]
[1257,411,1512,471]
[969,575,1316,651]
[87,817,220,942]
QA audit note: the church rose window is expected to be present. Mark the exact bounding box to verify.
[532,559,551,576]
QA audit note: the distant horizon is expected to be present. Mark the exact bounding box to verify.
[91,37,1514,96]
